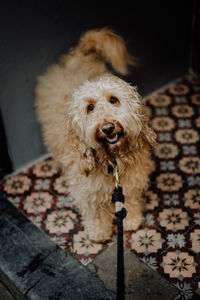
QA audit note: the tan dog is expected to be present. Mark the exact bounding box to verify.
[35,28,156,242]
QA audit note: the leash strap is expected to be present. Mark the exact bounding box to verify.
[112,179,127,300]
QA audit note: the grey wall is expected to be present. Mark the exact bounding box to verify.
[0,1,193,171]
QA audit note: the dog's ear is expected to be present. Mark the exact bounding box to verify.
[127,87,157,148]
[64,119,96,176]
[78,145,96,176]
[140,110,157,148]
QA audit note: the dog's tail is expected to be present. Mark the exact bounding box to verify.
[77,28,135,75]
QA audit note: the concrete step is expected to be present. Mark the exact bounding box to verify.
[0,193,115,299]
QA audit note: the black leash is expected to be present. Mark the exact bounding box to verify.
[111,167,127,300]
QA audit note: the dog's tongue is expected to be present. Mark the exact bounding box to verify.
[106,134,118,144]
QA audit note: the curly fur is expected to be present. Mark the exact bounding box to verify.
[35,28,157,242]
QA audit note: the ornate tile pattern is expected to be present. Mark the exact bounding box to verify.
[1,74,200,299]
[125,75,200,299]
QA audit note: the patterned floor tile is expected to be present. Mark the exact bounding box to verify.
[1,74,200,298]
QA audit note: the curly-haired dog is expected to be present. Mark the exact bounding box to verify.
[35,28,156,242]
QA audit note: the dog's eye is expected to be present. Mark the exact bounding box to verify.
[110,96,119,104]
[87,104,94,113]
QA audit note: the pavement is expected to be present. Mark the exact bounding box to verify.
[0,192,181,300]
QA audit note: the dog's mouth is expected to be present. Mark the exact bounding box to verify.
[106,133,120,144]
[95,121,124,147]
[96,131,124,146]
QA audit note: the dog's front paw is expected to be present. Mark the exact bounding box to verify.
[123,214,143,231]
[86,224,113,243]
[89,231,112,243]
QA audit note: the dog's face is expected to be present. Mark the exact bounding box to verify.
[68,74,146,154]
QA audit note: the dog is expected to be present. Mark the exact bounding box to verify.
[35,28,156,243]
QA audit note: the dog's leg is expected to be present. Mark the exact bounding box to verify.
[123,197,144,231]
[82,206,114,243]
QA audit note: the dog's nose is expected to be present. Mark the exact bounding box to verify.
[101,123,115,135]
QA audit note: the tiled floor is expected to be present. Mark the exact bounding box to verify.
[1,74,200,299]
